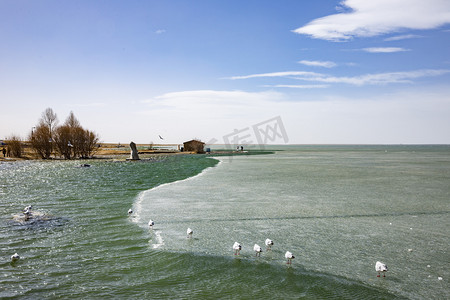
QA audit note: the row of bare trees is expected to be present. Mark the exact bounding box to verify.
[29,108,100,159]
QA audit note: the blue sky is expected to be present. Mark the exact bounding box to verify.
[1,0,450,144]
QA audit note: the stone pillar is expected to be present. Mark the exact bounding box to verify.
[129,141,140,160]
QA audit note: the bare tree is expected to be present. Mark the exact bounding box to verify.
[70,127,100,158]
[71,126,84,158]
[29,121,52,159]
[53,125,73,159]
[64,112,83,158]
[53,111,101,159]
[29,108,58,158]
[83,129,100,157]
[41,108,58,135]
[5,135,22,158]
[65,111,81,129]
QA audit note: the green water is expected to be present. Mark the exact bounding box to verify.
[1,146,449,299]
[1,156,217,298]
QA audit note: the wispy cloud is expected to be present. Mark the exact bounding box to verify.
[293,0,450,41]
[312,69,450,85]
[384,34,423,41]
[298,60,337,68]
[227,71,321,80]
[362,47,410,53]
[155,29,166,34]
[262,84,329,89]
[228,69,450,86]
[143,90,284,106]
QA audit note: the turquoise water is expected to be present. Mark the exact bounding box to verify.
[1,146,449,299]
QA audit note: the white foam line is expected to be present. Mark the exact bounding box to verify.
[130,190,146,224]
[132,158,222,224]
[152,230,164,249]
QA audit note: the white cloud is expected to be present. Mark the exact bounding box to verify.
[139,90,288,143]
[229,69,450,86]
[155,29,166,34]
[362,47,410,53]
[262,84,329,89]
[293,0,450,41]
[313,69,450,85]
[137,87,450,144]
[148,90,283,103]
[227,71,321,80]
[298,60,337,68]
[384,34,423,41]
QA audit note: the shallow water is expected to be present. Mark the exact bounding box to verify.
[1,146,449,299]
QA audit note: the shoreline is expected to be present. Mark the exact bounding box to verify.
[0,142,195,162]
[0,146,269,162]
[0,151,192,162]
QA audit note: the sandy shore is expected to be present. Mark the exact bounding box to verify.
[0,143,191,162]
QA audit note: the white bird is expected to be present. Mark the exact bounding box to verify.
[253,244,263,257]
[375,261,388,277]
[148,219,154,228]
[233,242,241,255]
[187,228,193,238]
[24,205,32,212]
[285,251,295,264]
[11,253,20,262]
[265,238,274,250]
[128,209,133,215]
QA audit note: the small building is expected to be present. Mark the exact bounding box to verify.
[183,139,205,153]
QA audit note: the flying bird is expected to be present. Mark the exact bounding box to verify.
[253,244,263,257]
[187,228,193,238]
[233,242,241,255]
[375,261,388,277]
[285,251,295,264]
[265,239,274,250]
[159,135,164,140]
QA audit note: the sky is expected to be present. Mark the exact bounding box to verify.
[1,0,450,145]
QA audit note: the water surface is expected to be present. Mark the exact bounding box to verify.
[1,146,449,299]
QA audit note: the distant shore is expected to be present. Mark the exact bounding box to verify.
[0,142,259,162]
